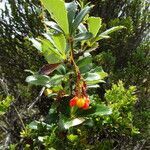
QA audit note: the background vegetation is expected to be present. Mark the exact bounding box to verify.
[0,0,149,149]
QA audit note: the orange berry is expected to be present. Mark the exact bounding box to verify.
[82,97,90,109]
[76,98,85,108]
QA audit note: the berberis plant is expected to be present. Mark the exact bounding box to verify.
[24,0,125,149]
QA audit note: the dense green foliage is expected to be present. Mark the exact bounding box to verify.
[0,0,149,149]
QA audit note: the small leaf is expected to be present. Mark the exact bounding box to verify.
[85,73,106,84]
[77,56,92,68]
[28,121,39,130]
[67,134,78,142]
[65,1,78,32]
[2,96,13,107]
[96,26,125,41]
[100,26,125,35]
[44,21,63,33]
[85,73,100,81]
[28,121,52,130]
[87,85,100,88]
[77,56,93,73]
[88,17,102,37]
[78,23,87,33]
[90,104,112,116]
[49,75,64,85]
[74,32,93,42]
[39,63,61,75]
[26,74,50,86]
[0,96,14,115]
[56,65,66,75]
[90,66,108,79]
[41,0,69,34]
[72,5,91,33]
[95,35,110,41]
[77,104,112,117]
[64,118,85,129]
[29,38,42,51]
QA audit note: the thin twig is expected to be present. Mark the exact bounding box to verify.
[12,104,26,130]
[28,87,45,112]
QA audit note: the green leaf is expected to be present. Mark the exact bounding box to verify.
[52,34,66,57]
[77,56,93,73]
[67,134,78,142]
[29,38,42,51]
[90,66,108,79]
[64,118,85,129]
[100,26,125,35]
[0,96,14,115]
[74,32,93,42]
[44,21,63,33]
[26,74,50,86]
[87,84,100,88]
[88,17,102,37]
[77,56,92,68]
[0,106,7,115]
[56,65,66,75]
[41,39,64,64]
[41,0,69,34]
[80,65,93,74]
[65,1,78,32]
[90,104,112,116]
[78,23,87,33]
[49,75,64,85]
[72,5,91,33]
[42,34,66,59]
[85,72,100,81]
[28,121,52,130]
[85,72,106,84]
[77,104,112,117]
[96,26,125,41]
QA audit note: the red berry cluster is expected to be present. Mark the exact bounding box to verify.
[69,73,90,109]
[70,96,90,109]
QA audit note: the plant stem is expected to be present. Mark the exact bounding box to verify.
[70,39,80,75]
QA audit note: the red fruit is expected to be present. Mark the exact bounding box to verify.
[69,96,90,110]
[69,97,77,107]
[82,100,89,109]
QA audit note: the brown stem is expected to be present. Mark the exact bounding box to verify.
[69,38,87,98]
[70,39,80,75]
